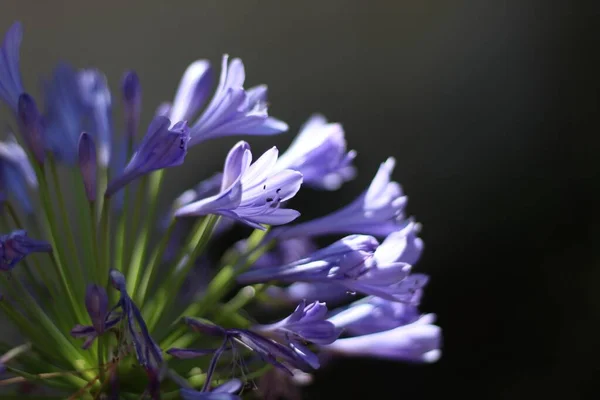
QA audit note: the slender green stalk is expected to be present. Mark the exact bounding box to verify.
[71,168,97,283]
[99,197,112,287]
[146,215,217,332]
[126,170,164,296]
[34,162,85,324]
[113,207,127,274]
[49,157,86,299]
[89,202,101,284]
[135,218,176,306]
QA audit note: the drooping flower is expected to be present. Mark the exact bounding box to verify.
[105,116,190,197]
[0,134,37,213]
[0,230,51,271]
[238,229,427,302]
[71,285,121,349]
[273,114,356,190]
[17,93,46,164]
[78,69,113,167]
[0,22,24,113]
[175,141,303,230]
[187,55,288,146]
[169,317,317,376]
[322,296,442,363]
[42,63,87,164]
[272,157,408,239]
[109,269,162,371]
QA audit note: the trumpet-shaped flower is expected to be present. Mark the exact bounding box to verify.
[273,157,408,239]
[274,114,356,190]
[238,229,427,302]
[187,55,288,146]
[175,141,302,230]
[323,297,441,363]
[106,116,190,197]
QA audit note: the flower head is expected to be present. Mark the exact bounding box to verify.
[187,55,288,146]
[0,230,51,271]
[0,22,24,113]
[323,297,442,363]
[273,157,407,239]
[106,116,190,196]
[274,114,356,190]
[175,141,303,230]
[239,229,427,302]
[254,300,341,345]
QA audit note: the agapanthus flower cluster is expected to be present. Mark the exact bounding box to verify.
[0,21,442,399]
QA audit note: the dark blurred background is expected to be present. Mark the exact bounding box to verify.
[2,1,599,399]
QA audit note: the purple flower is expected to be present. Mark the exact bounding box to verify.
[71,285,121,349]
[323,297,441,363]
[254,300,341,345]
[238,229,428,302]
[175,141,302,230]
[42,64,87,164]
[170,317,316,376]
[187,55,288,146]
[17,93,46,164]
[167,60,213,124]
[109,269,162,371]
[253,300,341,369]
[121,70,142,139]
[78,133,97,202]
[272,157,408,239]
[0,134,37,213]
[0,230,51,271]
[274,114,356,190]
[0,22,24,113]
[78,69,112,167]
[105,116,190,197]
[181,379,242,400]
[174,172,223,209]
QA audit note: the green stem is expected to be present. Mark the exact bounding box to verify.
[135,218,176,307]
[99,197,111,286]
[49,157,86,299]
[34,162,84,324]
[72,168,97,284]
[147,215,218,332]
[126,170,164,297]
